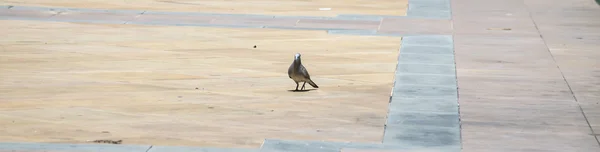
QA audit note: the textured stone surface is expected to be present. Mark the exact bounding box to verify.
[401,35,453,47]
[379,18,452,35]
[0,20,399,148]
[389,98,458,113]
[453,0,600,151]
[148,146,260,152]
[0,0,409,17]
[385,34,459,152]
[383,125,460,149]
[2,0,599,151]
[0,142,150,152]
[260,139,408,152]
[399,45,454,55]
[406,0,451,19]
[398,53,455,65]
[397,64,456,75]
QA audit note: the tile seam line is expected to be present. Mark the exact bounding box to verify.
[523,0,600,146]
[145,145,153,152]
[448,0,461,150]
[123,10,146,24]
[382,37,404,144]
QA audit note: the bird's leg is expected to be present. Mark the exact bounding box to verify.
[295,82,299,91]
[301,82,306,90]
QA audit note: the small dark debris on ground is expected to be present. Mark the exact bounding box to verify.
[101,131,110,133]
[92,139,122,144]
[253,45,257,48]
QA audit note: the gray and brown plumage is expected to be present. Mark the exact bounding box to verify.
[288,53,319,91]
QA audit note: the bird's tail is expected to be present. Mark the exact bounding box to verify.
[308,79,319,88]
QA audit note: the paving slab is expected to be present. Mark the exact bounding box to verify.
[453,0,600,151]
[0,0,408,17]
[295,19,381,30]
[406,0,451,19]
[260,139,405,152]
[379,18,452,35]
[525,0,600,141]
[0,0,598,151]
[0,142,150,152]
[147,145,260,152]
[384,34,460,152]
[0,20,401,148]
[383,125,460,149]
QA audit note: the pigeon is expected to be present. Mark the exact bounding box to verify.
[288,53,319,91]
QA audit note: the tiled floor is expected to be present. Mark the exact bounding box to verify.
[0,0,409,17]
[0,20,401,148]
[0,0,599,151]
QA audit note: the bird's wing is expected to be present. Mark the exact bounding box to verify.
[299,64,311,79]
[288,63,294,78]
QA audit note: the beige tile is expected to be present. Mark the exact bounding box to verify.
[0,20,401,147]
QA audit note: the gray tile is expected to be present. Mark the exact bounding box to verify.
[383,125,461,149]
[389,97,459,113]
[386,112,460,127]
[393,84,457,99]
[407,0,452,19]
[259,139,405,152]
[260,139,339,152]
[211,17,298,27]
[273,15,333,20]
[408,10,451,19]
[9,5,142,14]
[0,142,150,152]
[266,26,346,31]
[149,146,259,152]
[0,16,48,21]
[394,73,457,86]
[130,21,265,29]
[397,63,456,75]
[398,53,455,65]
[51,12,138,23]
[0,8,55,19]
[409,0,451,11]
[402,35,454,47]
[143,10,274,19]
[132,14,215,25]
[295,19,380,30]
[400,45,454,55]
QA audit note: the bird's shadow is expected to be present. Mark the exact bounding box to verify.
[287,89,317,92]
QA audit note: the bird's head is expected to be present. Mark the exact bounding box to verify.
[294,53,301,60]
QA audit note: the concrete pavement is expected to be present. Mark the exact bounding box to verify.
[0,0,599,151]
